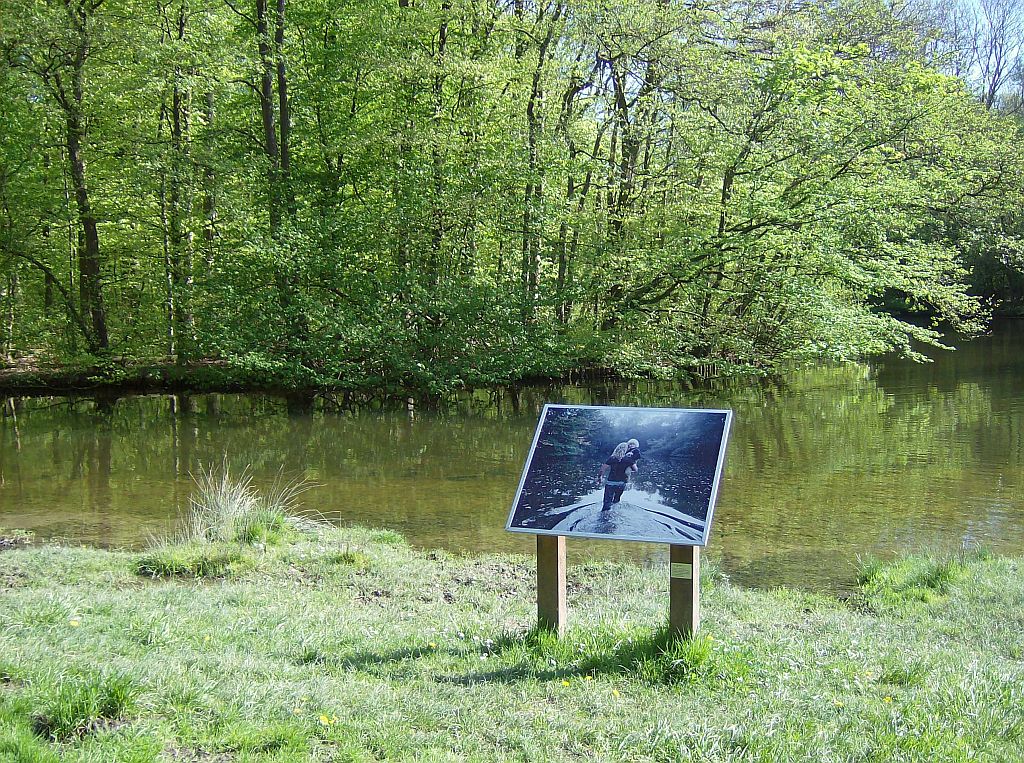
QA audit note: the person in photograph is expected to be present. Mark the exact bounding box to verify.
[597,442,638,511]
[625,438,641,482]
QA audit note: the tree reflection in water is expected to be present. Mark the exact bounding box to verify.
[2,321,1024,590]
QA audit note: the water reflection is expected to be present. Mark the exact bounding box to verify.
[1,321,1023,591]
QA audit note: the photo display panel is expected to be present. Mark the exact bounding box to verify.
[506,405,732,546]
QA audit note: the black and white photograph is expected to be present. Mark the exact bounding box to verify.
[506,405,732,545]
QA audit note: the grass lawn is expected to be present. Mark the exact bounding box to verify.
[1,525,1022,762]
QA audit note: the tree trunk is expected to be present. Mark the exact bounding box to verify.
[66,96,108,352]
[256,0,281,236]
[157,0,196,361]
[429,1,451,284]
[169,47,195,358]
[202,91,217,266]
[158,136,174,355]
[276,0,293,214]
[255,0,306,352]
[3,274,16,359]
[54,0,109,353]
[520,3,563,321]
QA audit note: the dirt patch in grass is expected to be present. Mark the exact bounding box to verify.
[163,746,236,762]
[32,713,133,741]
[455,560,532,595]
[1,570,28,589]
[355,587,393,605]
[0,530,34,551]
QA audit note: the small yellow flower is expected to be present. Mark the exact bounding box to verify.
[69,618,81,627]
[883,696,893,704]
[429,642,437,649]
[203,635,211,643]
[584,675,593,681]
[612,689,620,698]
[834,700,845,708]
[293,708,302,715]
[561,680,570,687]
[318,714,331,726]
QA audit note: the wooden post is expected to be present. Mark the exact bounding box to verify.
[669,544,700,638]
[537,534,567,635]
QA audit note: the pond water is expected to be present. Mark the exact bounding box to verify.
[2,320,1022,591]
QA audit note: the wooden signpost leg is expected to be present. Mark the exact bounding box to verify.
[537,535,567,635]
[669,545,700,638]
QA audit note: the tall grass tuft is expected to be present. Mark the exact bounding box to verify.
[184,463,258,543]
[135,463,316,578]
[32,672,139,741]
[134,543,253,578]
[860,552,970,605]
[183,463,313,546]
[855,554,885,586]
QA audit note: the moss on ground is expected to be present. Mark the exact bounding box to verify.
[1,529,1022,762]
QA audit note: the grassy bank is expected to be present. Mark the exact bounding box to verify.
[1,527,1022,762]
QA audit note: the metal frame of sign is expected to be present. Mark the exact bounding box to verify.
[505,403,733,547]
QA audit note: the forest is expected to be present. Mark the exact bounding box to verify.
[2,0,1024,393]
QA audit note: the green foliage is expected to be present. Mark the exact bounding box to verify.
[494,625,751,689]
[1,0,1022,390]
[878,660,928,688]
[232,507,287,546]
[855,555,886,586]
[0,722,60,763]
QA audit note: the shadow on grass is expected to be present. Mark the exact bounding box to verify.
[292,624,751,689]
[290,642,446,673]
[439,626,750,688]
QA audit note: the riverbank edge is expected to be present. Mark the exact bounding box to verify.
[2,524,1022,761]
[0,357,739,399]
